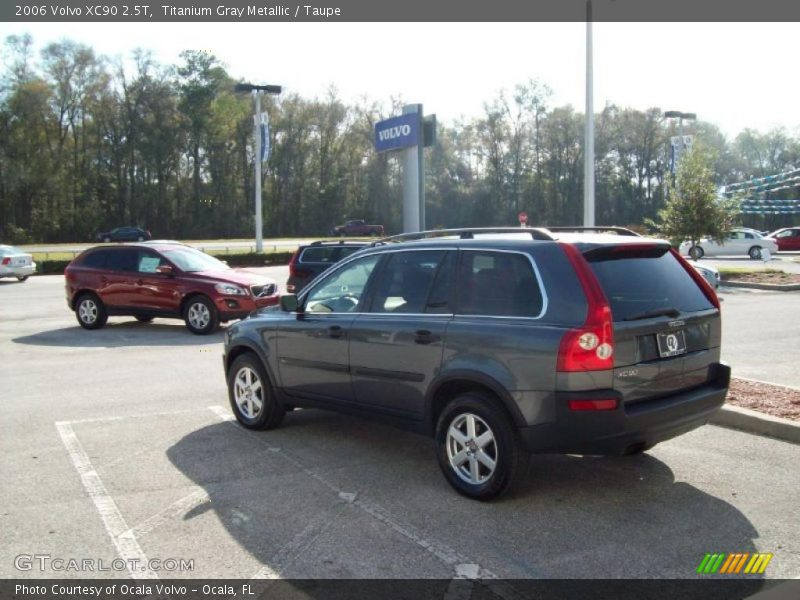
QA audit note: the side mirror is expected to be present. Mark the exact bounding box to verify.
[156,265,174,276]
[280,294,300,312]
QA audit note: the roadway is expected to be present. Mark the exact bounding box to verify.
[0,273,798,583]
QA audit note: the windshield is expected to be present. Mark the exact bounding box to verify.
[162,248,229,272]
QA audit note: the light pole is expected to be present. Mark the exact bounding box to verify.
[584,0,595,227]
[235,82,282,253]
[664,110,696,178]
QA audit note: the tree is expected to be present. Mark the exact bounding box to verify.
[648,143,739,257]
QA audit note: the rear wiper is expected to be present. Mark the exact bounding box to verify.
[624,307,681,321]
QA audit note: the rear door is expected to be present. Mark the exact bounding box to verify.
[99,248,139,308]
[584,244,720,404]
[349,249,455,418]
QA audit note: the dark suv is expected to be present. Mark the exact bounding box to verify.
[65,243,279,334]
[286,241,369,293]
[222,228,729,500]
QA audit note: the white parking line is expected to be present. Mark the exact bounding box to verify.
[206,405,504,582]
[55,420,158,579]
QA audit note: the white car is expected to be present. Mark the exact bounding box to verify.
[691,262,720,289]
[679,229,779,260]
[0,245,36,282]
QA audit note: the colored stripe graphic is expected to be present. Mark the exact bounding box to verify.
[697,553,772,575]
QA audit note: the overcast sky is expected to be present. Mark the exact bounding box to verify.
[1,21,798,138]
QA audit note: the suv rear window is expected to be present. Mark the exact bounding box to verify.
[585,245,714,321]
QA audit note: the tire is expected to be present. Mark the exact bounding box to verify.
[75,293,108,330]
[135,315,154,323]
[16,276,29,282]
[748,246,762,260]
[183,295,219,335]
[435,392,528,501]
[103,237,111,243]
[689,245,704,260]
[227,353,285,430]
[137,236,145,242]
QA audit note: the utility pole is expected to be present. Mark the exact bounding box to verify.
[234,82,282,252]
[584,0,595,227]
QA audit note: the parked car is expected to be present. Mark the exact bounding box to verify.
[678,228,779,260]
[223,227,729,500]
[766,227,800,251]
[96,227,152,243]
[691,262,721,289]
[0,245,36,282]
[287,241,369,294]
[330,219,385,237]
[65,243,279,334]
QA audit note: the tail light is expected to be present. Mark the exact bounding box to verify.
[557,243,615,372]
[669,248,721,310]
[1,257,9,265]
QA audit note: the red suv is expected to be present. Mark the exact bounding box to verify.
[64,243,279,334]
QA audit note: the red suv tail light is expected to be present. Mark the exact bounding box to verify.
[557,243,615,372]
[1,257,9,265]
[568,398,618,411]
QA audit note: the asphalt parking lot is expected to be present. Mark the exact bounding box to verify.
[1,272,799,582]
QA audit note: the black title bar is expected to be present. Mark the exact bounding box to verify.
[4,0,800,22]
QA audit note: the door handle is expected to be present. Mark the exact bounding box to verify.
[414,330,439,345]
[328,325,344,339]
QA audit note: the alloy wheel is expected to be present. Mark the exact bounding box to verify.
[446,413,498,485]
[233,367,263,419]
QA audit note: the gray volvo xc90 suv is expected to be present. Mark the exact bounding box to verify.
[222,227,729,500]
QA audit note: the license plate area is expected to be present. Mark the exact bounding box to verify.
[657,330,687,358]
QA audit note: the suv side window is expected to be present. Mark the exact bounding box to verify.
[367,250,447,314]
[105,248,138,272]
[457,251,544,318]
[305,255,380,313]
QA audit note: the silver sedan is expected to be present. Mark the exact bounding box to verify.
[0,245,36,282]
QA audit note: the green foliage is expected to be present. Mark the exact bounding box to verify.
[647,144,740,252]
[1,36,798,244]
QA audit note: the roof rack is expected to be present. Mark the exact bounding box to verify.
[370,227,556,246]
[310,240,365,246]
[543,226,641,237]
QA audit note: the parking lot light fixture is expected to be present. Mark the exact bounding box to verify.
[235,82,282,253]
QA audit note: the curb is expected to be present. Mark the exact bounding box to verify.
[722,280,800,291]
[711,405,800,444]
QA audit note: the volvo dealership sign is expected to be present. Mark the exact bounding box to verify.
[375,113,420,153]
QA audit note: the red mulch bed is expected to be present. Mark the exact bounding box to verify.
[726,378,800,421]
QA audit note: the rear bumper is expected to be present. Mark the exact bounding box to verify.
[520,363,731,455]
[1,264,36,277]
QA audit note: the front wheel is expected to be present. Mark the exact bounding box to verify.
[749,246,763,260]
[183,295,219,335]
[75,293,108,330]
[435,393,528,501]
[689,245,704,260]
[227,353,285,430]
[16,276,29,282]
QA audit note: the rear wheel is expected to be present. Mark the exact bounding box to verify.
[75,293,108,330]
[689,245,704,260]
[16,276,29,282]
[748,246,763,260]
[183,295,219,335]
[137,236,145,242]
[435,392,528,500]
[103,237,111,243]
[227,353,285,430]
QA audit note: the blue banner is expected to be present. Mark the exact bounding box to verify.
[260,121,270,162]
[374,113,419,153]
